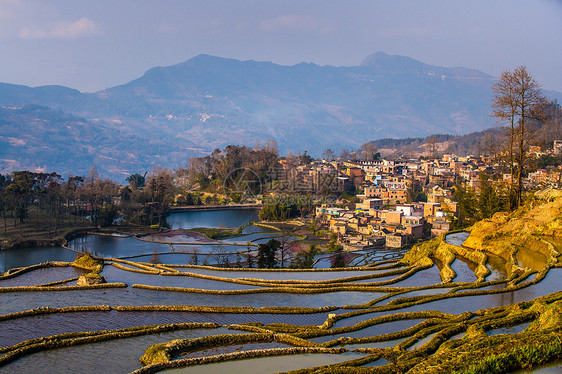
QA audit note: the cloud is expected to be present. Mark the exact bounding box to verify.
[19,17,99,39]
[259,14,332,35]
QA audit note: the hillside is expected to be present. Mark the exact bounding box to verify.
[1,52,561,178]
[371,101,562,158]
[0,105,198,179]
[463,188,562,262]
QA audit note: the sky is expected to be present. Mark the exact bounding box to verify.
[0,0,561,93]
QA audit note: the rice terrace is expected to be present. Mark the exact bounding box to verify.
[2,2,562,373]
[1,189,561,373]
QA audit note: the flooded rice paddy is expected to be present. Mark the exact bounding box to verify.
[1,213,561,373]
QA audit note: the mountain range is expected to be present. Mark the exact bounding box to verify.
[1,52,561,180]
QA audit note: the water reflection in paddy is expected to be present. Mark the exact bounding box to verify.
[180,341,289,359]
[351,274,405,284]
[220,233,279,243]
[241,225,275,234]
[0,266,84,287]
[310,318,425,343]
[387,266,442,288]
[485,253,508,280]
[0,207,560,373]
[173,267,393,281]
[114,252,196,266]
[0,246,77,273]
[334,269,561,328]
[449,258,478,283]
[408,332,436,350]
[69,235,170,258]
[376,287,452,307]
[344,337,407,350]
[0,288,383,315]
[445,232,470,247]
[516,247,548,272]
[164,352,366,374]
[101,266,262,290]
[487,322,530,336]
[124,250,248,267]
[0,311,326,348]
[69,235,252,263]
[166,209,260,229]
[3,327,241,374]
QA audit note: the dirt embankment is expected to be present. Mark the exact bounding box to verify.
[403,189,562,281]
[463,188,562,262]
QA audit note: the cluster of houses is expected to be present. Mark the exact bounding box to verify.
[312,157,463,250]
[308,141,562,250]
[525,141,562,187]
[316,197,454,250]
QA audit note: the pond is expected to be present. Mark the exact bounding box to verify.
[165,209,260,229]
[0,210,274,272]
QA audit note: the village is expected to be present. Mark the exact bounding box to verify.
[268,139,562,251]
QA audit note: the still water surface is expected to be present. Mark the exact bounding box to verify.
[1,211,561,373]
[166,209,260,229]
[0,246,76,273]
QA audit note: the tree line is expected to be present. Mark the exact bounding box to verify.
[0,165,180,235]
[176,141,279,200]
[0,168,120,236]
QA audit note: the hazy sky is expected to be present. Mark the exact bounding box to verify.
[1,0,561,92]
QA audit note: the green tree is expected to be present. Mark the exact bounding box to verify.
[99,204,118,227]
[5,171,35,224]
[257,239,280,268]
[452,183,478,229]
[126,173,146,189]
[332,249,346,268]
[478,173,506,219]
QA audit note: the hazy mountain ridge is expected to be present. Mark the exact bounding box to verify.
[1,52,561,179]
[0,105,197,179]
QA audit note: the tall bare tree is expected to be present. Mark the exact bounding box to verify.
[322,148,335,162]
[425,135,438,158]
[359,143,380,161]
[492,66,547,208]
[492,70,519,206]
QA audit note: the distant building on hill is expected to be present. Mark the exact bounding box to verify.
[554,140,562,155]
